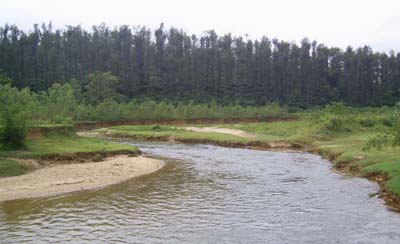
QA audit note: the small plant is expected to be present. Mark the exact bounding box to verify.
[324,117,344,131]
[151,124,161,131]
[92,154,104,162]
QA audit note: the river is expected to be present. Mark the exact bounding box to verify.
[1,141,400,243]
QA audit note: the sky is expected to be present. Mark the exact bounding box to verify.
[1,0,400,52]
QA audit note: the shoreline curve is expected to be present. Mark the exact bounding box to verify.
[0,155,164,202]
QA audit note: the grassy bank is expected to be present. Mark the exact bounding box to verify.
[102,125,252,143]
[98,106,400,210]
[0,127,139,178]
[0,159,29,177]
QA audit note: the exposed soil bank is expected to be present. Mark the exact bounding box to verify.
[75,117,297,130]
[38,149,138,164]
[0,155,164,202]
[99,130,400,212]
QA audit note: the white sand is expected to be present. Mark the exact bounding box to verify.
[183,126,256,138]
[0,156,164,202]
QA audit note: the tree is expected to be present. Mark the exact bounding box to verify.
[84,72,125,104]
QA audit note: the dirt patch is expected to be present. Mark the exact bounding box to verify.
[0,156,164,202]
[182,127,257,139]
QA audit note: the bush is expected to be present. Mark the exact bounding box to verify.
[52,115,73,125]
[382,118,393,127]
[324,117,345,131]
[0,110,27,149]
[359,119,375,127]
[0,159,28,177]
[92,153,104,162]
[364,102,400,150]
[151,125,161,131]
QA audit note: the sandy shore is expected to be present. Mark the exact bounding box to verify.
[0,156,164,202]
[183,126,256,139]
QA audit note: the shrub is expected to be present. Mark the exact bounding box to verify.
[382,118,393,127]
[0,110,27,149]
[363,134,391,150]
[359,119,375,127]
[52,115,73,125]
[92,154,104,162]
[364,102,400,150]
[324,117,345,131]
[0,159,28,177]
[151,125,161,131]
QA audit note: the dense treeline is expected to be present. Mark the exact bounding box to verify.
[1,23,400,107]
[0,83,287,125]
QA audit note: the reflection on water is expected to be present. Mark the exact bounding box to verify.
[1,141,400,243]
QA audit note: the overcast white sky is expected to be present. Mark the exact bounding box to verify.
[1,0,400,52]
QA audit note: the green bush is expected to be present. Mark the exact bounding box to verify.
[52,115,73,125]
[0,110,27,149]
[359,119,375,127]
[324,117,345,131]
[0,159,28,177]
[364,102,400,150]
[382,118,393,127]
[92,153,104,162]
[151,125,162,131]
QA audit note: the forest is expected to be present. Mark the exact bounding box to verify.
[1,23,400,107]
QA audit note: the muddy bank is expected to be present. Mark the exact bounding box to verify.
[0,156,164,202]
[75,117,297,130]
[38,149,138,163]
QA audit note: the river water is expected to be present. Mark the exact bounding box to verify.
[1,141,400,243]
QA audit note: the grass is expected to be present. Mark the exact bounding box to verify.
[363,161,400,196]
[106,125,251,143]
[0,126,139,177]
[0,135,138,159]
[0,159,28,177]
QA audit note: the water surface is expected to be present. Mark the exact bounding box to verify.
[1,142,400,243]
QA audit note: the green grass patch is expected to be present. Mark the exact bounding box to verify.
[0,135,138,159]
[363,161,400,195]
[0,159,28,177]
[107,125,251,143]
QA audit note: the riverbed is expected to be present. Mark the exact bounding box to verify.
[1,141,400,243]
